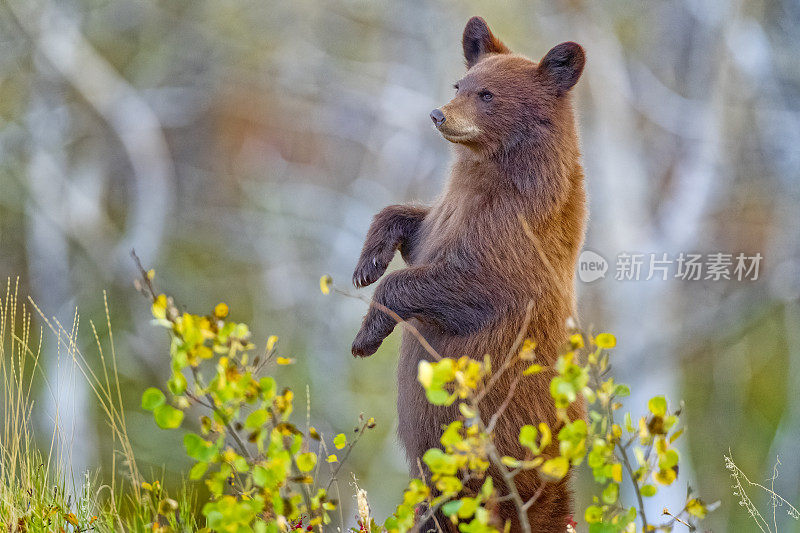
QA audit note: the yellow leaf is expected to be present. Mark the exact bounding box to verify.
[669,428,684,444]
[418,361,433,388]
[595,333,617,349]
[152,294,167,320]
[570,333,584,348]
[538,423,552,449]
[320,275,333,295]
[655,468,677,485]
[459,403,476,418]
[276,357,294,365]
[147,269,155,280]
[540,457,569,480]
[326,454,338,463]
[222,448,237,462]
[296,452,317,472]
[523,364,543,375]
[213,302,229,318]
[519,338,537,360]
[522,457,544,469]
[267,335,278,351]
[334,433,347,449]
[686,498,707,518]
[611,463,623,483]
[65,513,79,526]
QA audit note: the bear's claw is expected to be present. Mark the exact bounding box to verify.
[352,252,390,288]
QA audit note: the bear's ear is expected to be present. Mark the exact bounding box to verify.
[462,17,510,69]
[538,42,585,95]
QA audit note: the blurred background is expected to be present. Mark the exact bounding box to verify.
[1,0,799,530]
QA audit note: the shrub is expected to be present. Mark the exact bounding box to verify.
[134,265,712,533]
[0,267,713,532]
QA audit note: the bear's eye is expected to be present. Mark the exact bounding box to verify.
[453,83,459,92]
[479,91,494,102]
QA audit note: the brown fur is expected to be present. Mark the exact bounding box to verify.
[351,17,587,533]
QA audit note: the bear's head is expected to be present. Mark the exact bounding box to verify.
[431,17,585,154]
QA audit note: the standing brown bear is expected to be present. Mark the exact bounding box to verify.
[351,16,587,533]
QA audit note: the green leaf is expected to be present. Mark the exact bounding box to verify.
[584,505,603,524]
[624,412,634,433]
[648,396,667,417]
[259,377,276,400]
[154,404,184,429]
[588,524,618,533]
[658,449,679,470]
[613,384,630,397]
[481,477,493,499]
[253,466,268,487]
[296,452,317,472]
[640,484,657,497]
[141,388,166,411]
[245,409,268,430]
[441,500,463,516]
[334,433,347,450]
[233,456,249,472]
[519,425,539,453]
[425,388,452,406]
[423,448,458,475]
[601,482,619,504]
[167,373,187,395]
[189,462,208,480]
[184,433,217,462]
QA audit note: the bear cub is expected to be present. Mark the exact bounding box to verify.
[351,16,587,533]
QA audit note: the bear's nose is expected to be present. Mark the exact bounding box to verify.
[430,109,446,127]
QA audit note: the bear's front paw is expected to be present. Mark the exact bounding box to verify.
[351,327,383,358]
[352,249,392,288]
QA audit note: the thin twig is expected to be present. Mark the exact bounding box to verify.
[335,288,441,361]
[411,458,445,533]
[324,418,371,492]
[484,441,531,533]
[617,441,648,529]
[485,374,521,434]
[474,300,534,404]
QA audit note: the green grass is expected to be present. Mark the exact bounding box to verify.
[0,279,199,532]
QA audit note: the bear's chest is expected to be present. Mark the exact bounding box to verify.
[412,199,476,264]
